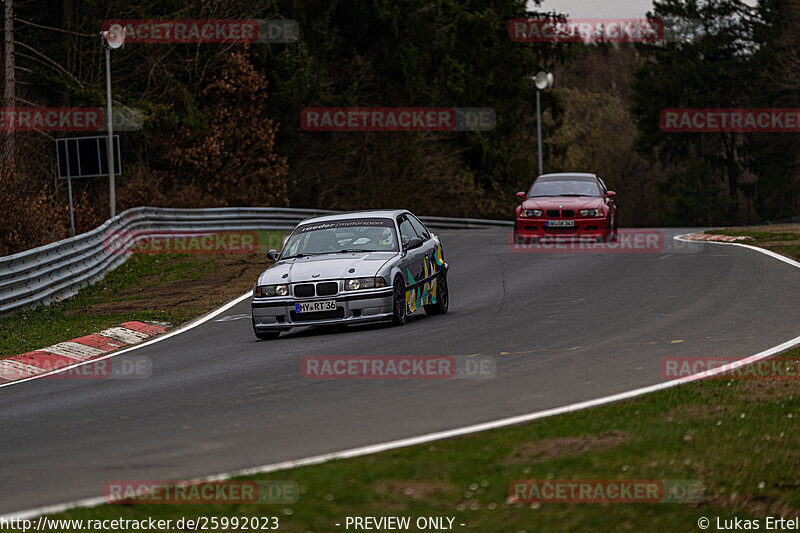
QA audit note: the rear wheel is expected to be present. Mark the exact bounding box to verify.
[392,277,407,326]
[424,273,449,316]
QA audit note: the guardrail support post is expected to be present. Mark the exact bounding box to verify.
[67,175,75,237]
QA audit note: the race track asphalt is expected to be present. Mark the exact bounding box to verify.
[1,228,799,514]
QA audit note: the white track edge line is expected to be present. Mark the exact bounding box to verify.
[0,292,251,389]
[6,331,800,520]
[674,233,800,269]
[4,233,800,519]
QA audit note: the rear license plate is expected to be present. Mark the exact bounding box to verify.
[547,220,575,227]
[295,301,337,313]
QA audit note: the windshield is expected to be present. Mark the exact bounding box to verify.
[281,218,398,258]
[528,179,602,197]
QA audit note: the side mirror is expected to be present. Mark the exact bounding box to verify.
[404,237,424,251]
[516,191,526,200]
[606,191,617,198]
[267,249,279,261]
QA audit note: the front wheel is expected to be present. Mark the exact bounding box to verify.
[514,232,538,246]
[604,214,618,243]
[392,277,407,326]
[612,213,619,240]
[253,319,281,340]
[424,273,449,316]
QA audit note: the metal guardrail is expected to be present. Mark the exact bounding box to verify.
[0,207,511,315]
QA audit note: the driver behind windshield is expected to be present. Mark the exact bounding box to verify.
[282,219,399,258]
[531,179,600,197]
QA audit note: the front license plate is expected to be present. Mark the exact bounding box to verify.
[295,300,337,313]
[547,220,575,227]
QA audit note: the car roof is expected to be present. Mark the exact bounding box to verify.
[536,172,598,181]
[299,209,408,225]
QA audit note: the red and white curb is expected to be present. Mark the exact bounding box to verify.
[0,321,168,382]
[681,232,753,242]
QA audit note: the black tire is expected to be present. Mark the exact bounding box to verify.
[253,320,281,340]
[604,214,618,243]
[514,233,538,246]
[392,276,407,326]
[424,273,449,316]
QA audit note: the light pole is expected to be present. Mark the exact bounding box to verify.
[531,71,554,176]
[100,24,125,218]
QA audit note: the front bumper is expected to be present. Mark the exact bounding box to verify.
[515,216,609,241]
[252,288,394,331]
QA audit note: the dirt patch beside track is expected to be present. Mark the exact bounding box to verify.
[64,255,270,316]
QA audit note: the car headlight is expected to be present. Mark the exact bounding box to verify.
[255,284,289,297]
[521,209,542,218]
[346,277,388,291]
[578,209,601,217]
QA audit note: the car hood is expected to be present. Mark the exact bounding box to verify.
[258,252,396,285]
[522,197,604,210]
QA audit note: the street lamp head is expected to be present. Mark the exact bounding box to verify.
[533,71,554,91]
[101,24,126,49]
[100,24,124,219]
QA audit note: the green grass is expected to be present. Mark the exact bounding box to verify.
[706,229,800,260]
[20,357,799,531]
[0,255,202,357]
[767,244,800,261]
[705,229,799,242]
[0,230,287,357]
[4,228,797,531]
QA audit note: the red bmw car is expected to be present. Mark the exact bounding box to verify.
[514,173,618,243]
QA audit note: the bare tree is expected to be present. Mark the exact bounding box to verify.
[3,0,15,164]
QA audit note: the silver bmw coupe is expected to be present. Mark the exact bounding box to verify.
[251,210,449,339]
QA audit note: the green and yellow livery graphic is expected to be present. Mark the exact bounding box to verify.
[433,244,445,268]
[405,245,443,312]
